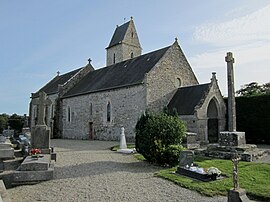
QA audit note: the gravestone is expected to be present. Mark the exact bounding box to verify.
[177,150,214,182]
[0,135,14,160]
[31,91,52,154]
[179,150,194,167]
[117,127,134,154]
[2,129,14,138]
[119,127,127,149]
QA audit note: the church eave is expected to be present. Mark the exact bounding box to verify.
[31,91,58,99]
[62,82,144,99]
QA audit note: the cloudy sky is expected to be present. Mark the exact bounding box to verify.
[1,0,269,115]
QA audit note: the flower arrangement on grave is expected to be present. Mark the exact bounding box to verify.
[30,148,41,158]
[207,167,222,180]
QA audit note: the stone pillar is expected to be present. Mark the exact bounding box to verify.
[225,52,236,132]
[220,53,246,148]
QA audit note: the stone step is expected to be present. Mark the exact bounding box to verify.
[14,149,23,158]
[195,147,269,162]
[12,167,54,185]
[2,157,24,171]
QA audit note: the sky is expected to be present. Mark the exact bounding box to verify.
[1,0,270,115]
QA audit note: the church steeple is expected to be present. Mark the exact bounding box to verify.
[106,17,142,66]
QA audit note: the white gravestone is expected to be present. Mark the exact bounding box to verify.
[117,127,135,154]
[119,127,127,149]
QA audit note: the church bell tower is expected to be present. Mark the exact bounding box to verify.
[106,17,142,66]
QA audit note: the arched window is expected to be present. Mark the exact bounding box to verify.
[90,103,93,116]
[207,99,218,118]
[113,53,116,64]
[51,104,54,119]
[107,102,111,122]
[176,78,181,87]
[131,52,134,58]
[67,106,71,122]
[131,31,134,38]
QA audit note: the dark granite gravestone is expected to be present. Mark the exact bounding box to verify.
[177,150,214,182]
[179,150,194,167]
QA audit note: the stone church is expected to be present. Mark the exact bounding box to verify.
[30,18,226,143]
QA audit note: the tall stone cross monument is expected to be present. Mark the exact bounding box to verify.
[31,91,52,153]
[225,52,236,132]
[219,52,246,147]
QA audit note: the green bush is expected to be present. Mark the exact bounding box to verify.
[163,144,185,166]
[135,112,186,166]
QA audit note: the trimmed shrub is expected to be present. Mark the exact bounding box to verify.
[224,94,270,143]
[135,112,186,166]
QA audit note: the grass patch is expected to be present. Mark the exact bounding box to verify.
[156,157,270,201]
[111,144,146,161]
[133,153,146,161]
[110,144,136,151]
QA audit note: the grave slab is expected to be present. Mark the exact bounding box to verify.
[19,155,50,171]
[13,168,54,183]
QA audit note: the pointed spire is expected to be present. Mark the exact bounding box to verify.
[173,37,179,46]
[211,72,217,82]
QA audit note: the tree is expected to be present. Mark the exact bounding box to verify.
[236,82,270,97]
[0,114,9,133]
[262,82,270,94]
[8,113,24,134]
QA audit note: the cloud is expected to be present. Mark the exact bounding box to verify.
[189,42,270,69]
[189,4,270,95]
[193,5,270,47]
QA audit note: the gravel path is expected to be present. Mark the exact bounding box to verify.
[8,139,227,202]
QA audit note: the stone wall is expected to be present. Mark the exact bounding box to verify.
[62,84,146,141]
[146,41,199,112]
[106,45,123,66]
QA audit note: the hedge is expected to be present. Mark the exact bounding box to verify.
[224,94,270,143]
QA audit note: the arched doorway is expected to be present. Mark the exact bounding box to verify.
[207,99,219,143]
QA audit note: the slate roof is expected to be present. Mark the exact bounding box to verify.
[63,46,170,98]
[107,21,130,48]
[32,68,82,98]
[168,83,211,115]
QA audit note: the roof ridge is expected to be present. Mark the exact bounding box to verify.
[178,83,210,89]
[63,45,171,98]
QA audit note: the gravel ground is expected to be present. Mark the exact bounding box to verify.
[7,139,228,202]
